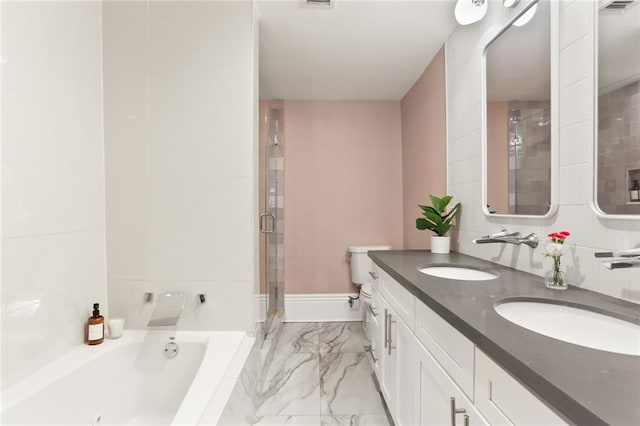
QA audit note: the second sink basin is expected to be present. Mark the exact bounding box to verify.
[495,299,640,356]
[418,265,499,281]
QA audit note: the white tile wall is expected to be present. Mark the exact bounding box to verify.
[446,0,640,303]
[103,1,256,332]
[1,1,107,389]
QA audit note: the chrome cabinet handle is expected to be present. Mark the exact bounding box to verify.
[259,212,276,234]
[384,309,389,349]
[369,271,379,279]
[368,304,378,317]
[387,313,396,355]
[450,397,467,426]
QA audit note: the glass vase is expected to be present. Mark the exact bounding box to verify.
[544,266,567,290]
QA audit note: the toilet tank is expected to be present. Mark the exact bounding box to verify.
[348,245,391,285]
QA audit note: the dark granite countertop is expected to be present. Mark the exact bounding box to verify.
[368,250,640,426]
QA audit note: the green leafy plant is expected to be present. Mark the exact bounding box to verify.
[416,195,461,237]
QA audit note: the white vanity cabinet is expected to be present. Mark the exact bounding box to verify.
[415,338,488,426]
[370,260,568,426]
[372,267,416,425]
[475,350,567,426]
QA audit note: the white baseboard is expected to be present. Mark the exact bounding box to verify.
[253,294,266,324]
[284,293,365,322]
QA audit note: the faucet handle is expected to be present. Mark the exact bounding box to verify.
[521,233,539,248]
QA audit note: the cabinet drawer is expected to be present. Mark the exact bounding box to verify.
[475,349,567,426]
[378,269,415,331]
[415,299,474,399]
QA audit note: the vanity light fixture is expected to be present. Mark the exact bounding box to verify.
[454,0,488,25]
[513,3,538,26]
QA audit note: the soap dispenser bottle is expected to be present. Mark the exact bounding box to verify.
[87,303,104,345]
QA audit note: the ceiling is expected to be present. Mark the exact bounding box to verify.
[257,0,457,101]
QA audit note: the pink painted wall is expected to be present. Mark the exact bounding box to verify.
[284,101,403,294]
[487,102,509,214]
[400,47,447,249]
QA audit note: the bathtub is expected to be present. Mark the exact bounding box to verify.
[1,330,252,425]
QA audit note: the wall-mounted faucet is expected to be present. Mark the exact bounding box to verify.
[595,248,640,269]
[473,230,539,248]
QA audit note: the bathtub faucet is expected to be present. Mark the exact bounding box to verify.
[147,292,186,327]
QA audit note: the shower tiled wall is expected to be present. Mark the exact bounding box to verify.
[508,100,552,215]
[597,81,640,215]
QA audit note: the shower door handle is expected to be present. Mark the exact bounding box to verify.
[260,213,276,234]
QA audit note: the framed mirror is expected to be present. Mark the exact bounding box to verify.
[593,1,640,218]
[481,0,558,218]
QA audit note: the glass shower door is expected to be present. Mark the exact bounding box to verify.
[259,101,284,339]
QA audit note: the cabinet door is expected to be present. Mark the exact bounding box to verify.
[378,295,397,413]
[415,338,488,426]
[475,349,567,426]
[394,315,415,426]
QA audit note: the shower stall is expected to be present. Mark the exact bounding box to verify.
[259,100,285,338]
[507,100,551,215]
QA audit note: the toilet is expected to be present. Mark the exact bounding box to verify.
[348,244,391,340]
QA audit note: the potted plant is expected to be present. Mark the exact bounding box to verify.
[416,195,461,254]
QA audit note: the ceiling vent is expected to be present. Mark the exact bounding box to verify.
[599,0,638,12]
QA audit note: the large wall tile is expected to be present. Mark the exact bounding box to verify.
[1,1,107,389]
[103,1,256,330]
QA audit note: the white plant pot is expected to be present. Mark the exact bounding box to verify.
[430,236,451,254]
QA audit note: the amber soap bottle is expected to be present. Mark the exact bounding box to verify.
[86,303,104,345]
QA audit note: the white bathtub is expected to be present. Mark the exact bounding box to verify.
[1,330,251,425]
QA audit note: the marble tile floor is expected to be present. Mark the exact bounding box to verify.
[217,322,392,426]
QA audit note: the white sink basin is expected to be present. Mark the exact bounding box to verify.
[495,300,640,356]
[418,266,499,281]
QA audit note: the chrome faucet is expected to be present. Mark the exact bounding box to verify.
[473,230,539,248]
[147,292,186,327]
[595,248,640,269]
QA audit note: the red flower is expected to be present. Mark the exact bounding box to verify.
[547,230,570,244]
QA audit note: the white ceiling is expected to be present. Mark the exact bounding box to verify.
[257,0,457,100]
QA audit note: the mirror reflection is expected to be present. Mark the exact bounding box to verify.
[485,0,552,216]
[596,3,640,215]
